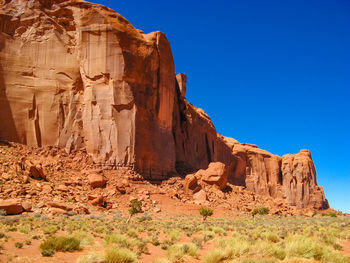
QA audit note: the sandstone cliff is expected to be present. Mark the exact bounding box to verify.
[0,0,328,209]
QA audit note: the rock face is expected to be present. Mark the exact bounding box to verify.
[281,150,328,209]
[0,199,23,215]
[0,0,328,210]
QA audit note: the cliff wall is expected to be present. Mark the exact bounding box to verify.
[0,0,328,209]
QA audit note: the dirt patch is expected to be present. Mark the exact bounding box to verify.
[343,240,350,256]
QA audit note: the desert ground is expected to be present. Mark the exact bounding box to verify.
[0,210,350,263]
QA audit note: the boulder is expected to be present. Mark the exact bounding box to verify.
[193,189,208,201]
[27,162,46,180]
[21,201,32,212]
[88,173,106,188]
[51,208,67,215]
[46,201,73,211]
[0,199,23,215]
[116,179,129,194]
[184,162,228,200]
[199,162,228,190]
[184,173,201,195]
[91,196,105,206]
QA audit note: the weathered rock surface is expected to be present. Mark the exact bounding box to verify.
[0,199,23,214]
[0,0,328,210]
[88,173,106,188]
[281,150,328,209]
[184,162,228,196]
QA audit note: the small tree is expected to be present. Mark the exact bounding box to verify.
[127,200,142,224]
[199,207,213,222]
[252,207,269,217]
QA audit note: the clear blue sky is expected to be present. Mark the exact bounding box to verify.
[91,0,350,213]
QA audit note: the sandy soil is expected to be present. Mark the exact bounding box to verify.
[343,240,350,256]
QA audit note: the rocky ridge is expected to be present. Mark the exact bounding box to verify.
[0,141,328,216]
[0,0,329,212]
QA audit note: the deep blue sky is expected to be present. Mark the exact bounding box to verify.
[92,0,350,212]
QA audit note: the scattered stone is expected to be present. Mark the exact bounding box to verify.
[21,201,32,212]
[88,173,106,188]
[46,201,73,211]
[67,211,78,216]
[91,196,104,206]
[0,199,23,215]
[193,189,208,201]
[22,175,29,184]
[42,185,52,194]
[27,162,46,180]
[154,207,161,213]
[51,207,67,215]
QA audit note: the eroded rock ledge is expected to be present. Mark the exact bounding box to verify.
[0,0,328,209]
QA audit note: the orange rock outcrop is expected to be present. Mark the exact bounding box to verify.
[0,0,328,210]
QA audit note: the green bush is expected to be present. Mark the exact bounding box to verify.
[252,207,269,216]
[41,249,55,257]
[15,242,23,248]
[40,236,80,252]
[127,200,142,224]
[199,207,213,221]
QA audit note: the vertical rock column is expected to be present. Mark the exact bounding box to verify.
[79,24,136,168]
[281,150,321,208]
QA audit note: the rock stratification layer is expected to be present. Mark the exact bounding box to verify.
[0,0,328,209]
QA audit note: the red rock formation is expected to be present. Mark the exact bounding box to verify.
[0,199,23,215]
[0,0,328,210]
[281,150,328,209]
[184,162,228,195]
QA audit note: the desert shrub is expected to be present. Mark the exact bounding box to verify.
[252,207,269,216]
[105,247,137,263]
[204,248,230,263]
[242,259,279,263]
[104,233,132,249]
[265,232,279,243]
[15,242,23,248]
[153,258,171,263]
[285,235,325,260]
[127,200,142,224]
[149,235,160,246]
[76,252,104,263]
[330,213,337,218]
[160,240,174,250]
[205,237,251,263]
[126,229,138,238]
[199,207,213,221]
[166,242,198,261]
[211,226,226,235]
[167,229,181,242]
[31,234,41,240]
[200,230,216,242]
[42,224,59,235]
[72,231,94,247]
[24,240,32,245]
[40,236,80,252]
[134,239,149,255]
[255,241,286,260]
[191,237,204,248]
[41,249,55,257]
